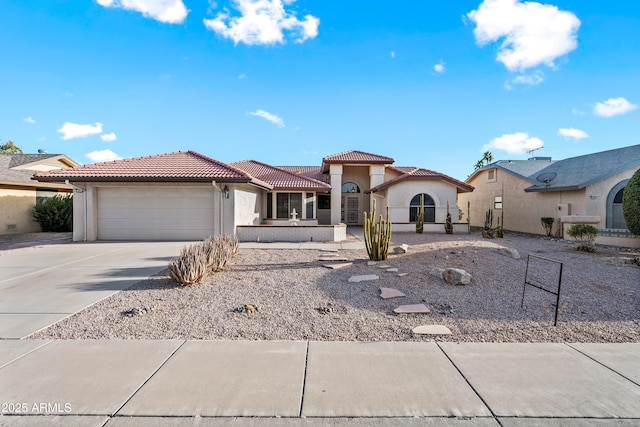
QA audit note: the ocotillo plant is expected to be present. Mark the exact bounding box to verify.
[363,199,392,261]
[416,193,424,234]
[444,201,453,234]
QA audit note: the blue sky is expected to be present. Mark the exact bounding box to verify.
[1,0,639,180]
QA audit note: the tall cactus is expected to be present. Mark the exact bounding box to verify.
[364,199,392,261]
[416,193,424,234]
[444,201,453,234]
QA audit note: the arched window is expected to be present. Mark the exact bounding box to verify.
[606,181,628,229]
[342,182,360,193]
[410,194,435,223]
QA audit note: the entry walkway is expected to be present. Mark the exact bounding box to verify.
[0,340,638,425]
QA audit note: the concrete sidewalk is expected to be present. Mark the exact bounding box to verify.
[0,340,638,426]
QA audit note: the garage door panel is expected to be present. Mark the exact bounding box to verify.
[97,187,216,240]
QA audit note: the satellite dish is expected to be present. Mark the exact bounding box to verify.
[536,172,557,186]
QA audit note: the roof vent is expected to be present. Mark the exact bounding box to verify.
[37,149,48,154]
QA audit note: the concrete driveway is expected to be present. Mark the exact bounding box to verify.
[0,241,189,339]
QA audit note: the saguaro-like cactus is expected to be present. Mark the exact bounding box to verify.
[364,200,392,261]
[416,193,424,234]
[444,201,453,234]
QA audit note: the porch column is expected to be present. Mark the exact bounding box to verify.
[330,164,343,224]
[369,165,385,210]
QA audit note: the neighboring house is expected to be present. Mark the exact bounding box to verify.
[0,153,78,235]
[33,149,473,241]
[459,144,640,247]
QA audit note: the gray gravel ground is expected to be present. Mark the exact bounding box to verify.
[28,231,640,342]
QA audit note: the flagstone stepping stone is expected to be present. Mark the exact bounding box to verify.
[320,252,339,257]
[323,262,353,270]
[348,274,379,283]
[319,256,350,262]
[386,268,398,273]
[321,249,339,253]
[380,287,406,299]
[393,304,431,314]
[397,272,408,277]
[412,325,452,335]
[367,261,378,266]
[377,264,392,269]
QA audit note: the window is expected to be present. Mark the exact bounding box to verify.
[266,192,272,219]
[488,169,495,180]
[306,193,314,219]
[276,193,302,219]
[318,195,330,209]
[494,195,503,210]
[341,182,360,193]
[409,194,435,223]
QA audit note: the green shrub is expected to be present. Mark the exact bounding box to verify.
[623,169,640,235]
[32,194,73,232]
[566,224,597,252]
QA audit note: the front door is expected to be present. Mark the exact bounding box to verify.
[342,196,360,224]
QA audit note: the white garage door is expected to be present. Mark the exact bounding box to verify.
[97,186,216,240]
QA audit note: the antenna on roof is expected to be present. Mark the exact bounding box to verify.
[535,172,557,188]
[526,146,542,159]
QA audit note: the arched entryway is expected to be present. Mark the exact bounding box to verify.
[341,182,362,225]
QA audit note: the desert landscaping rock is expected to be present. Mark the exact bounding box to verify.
[380,287,406,299]
[497,247,521,260]
[367,261,377,266]
[318,256,350,262]
[393,244,409,254]
[377,264,392,269]
[443,268,472,285]
[323,262,353,270]
[429,268,445,279]
[397,272,408,277]
[412,325,452,335]
[348,274,379,283]
[394,304,431,314]
[29,231,640,343]
[386,268,399,272]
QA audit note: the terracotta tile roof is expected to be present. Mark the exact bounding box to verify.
[368,167,474,193]
[232,160,331,191]
[277,166,329,183]
[322,150,394,171]
[33,151,253,183]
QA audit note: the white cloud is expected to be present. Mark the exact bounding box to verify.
[204,0,319,45]
[23,117,36,124]
[505,71,544,89]
[86,149,121,163]
[390,51,396,59]
[434,61,446,73]
[593,97,638,118]
[558,127,589,140]
[483,132,544,154]
[571,107,585,116]
[250,109,284,127]
[57,122,103,140]
[467,0,580,72]
[101,133,118,142]
[238,73,247,79]
[96,0,188,24]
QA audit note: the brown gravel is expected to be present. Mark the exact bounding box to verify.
[29,231,640,342]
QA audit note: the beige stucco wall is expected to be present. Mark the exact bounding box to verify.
[232,184,261,232]
[459,169,585,235]
[385,180,460,225]
[460,166,639,236]
[0,188,40,234]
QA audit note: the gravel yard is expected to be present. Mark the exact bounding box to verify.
[28,231,640,343]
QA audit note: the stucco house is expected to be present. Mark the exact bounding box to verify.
[33,149,473,242]
[459,144,640,247]
[1,153,78,235]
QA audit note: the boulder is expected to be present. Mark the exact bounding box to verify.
[496,247,521,259]
[393,244,409,254]
[443,268,472,285]
[429,268,445,279]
